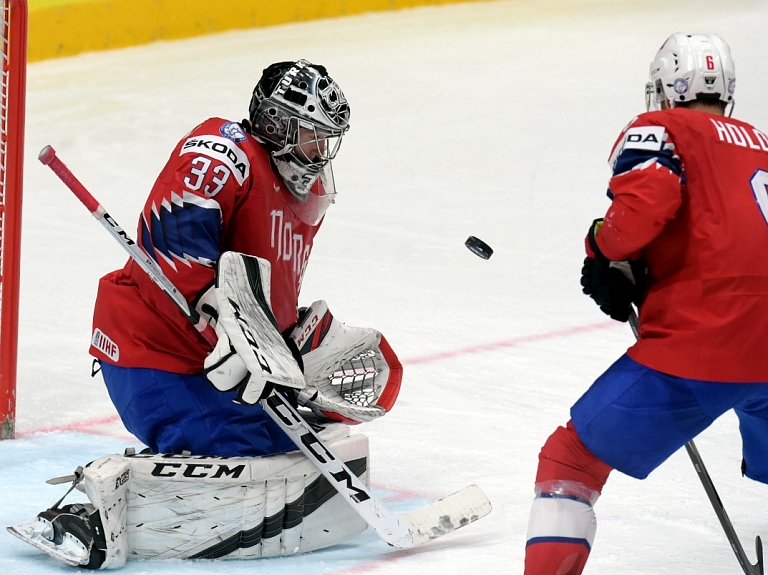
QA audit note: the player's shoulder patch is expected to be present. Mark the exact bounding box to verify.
[179,133,251,185]
[92,327,119,362]
[621,125,666,152]
[220,121,248,143]
[608,115,669,169]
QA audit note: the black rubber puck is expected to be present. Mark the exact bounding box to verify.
[465,236,493,260]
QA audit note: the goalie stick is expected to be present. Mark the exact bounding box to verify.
[37,146,217,348]
[39,145,492,550]
[628,309,764,575]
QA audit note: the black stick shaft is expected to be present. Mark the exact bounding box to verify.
[629,309,763,575]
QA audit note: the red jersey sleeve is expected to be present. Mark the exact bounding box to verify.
[592,108,768,382]
[137,119,253,304]
[596,113,683,261]
[90,118,324,373]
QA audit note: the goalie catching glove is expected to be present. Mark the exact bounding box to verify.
[202,252,402,422]
[203,252,305,404]
[288,300,403,425]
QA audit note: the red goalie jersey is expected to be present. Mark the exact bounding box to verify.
[90,118,323,373]
[596,108,768,382]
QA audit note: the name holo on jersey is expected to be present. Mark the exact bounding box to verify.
[710,118,768,151]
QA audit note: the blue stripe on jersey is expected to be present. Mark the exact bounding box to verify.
[525,536,591,551]
[613,148,682,178]
[538,491,593,506]
[141,199,221,267]
[140,218,158,263]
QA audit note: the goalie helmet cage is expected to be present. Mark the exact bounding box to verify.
[0,0,27,440]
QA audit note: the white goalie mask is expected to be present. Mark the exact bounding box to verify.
[249,60,350,213]
[645,33,736,112]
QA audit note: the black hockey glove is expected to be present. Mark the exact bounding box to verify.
[581,219,646,322]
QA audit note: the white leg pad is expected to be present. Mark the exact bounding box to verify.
[8,426,367,566]
[83,454,131,568]
[125,430,369,560]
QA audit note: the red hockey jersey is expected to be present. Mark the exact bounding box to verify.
[597,108,768,382]
[90,118,323,373]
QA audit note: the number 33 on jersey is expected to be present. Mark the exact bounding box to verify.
[90,118,324,373]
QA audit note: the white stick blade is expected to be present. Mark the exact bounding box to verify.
[399,484,492,547]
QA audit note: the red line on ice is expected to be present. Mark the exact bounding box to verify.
[327,319,618,574]
[18,321,615,437]
[402,320,615,365]
[17,414,124,438]
[13,320,617,573]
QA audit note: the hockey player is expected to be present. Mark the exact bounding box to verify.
[88,59,400,457]
[524,34,768,574]
[8,59,403,568]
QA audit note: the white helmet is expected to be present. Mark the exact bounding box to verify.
[645,33,736,111]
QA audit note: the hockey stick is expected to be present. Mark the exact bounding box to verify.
[39,144,492,550]
[628,309,764,575]
[37,146,217,347]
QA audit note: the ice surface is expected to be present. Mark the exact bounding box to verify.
[5,0,768,572]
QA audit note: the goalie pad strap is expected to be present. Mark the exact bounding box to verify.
[83,455,130,568]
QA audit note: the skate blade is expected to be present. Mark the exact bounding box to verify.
[7,518,88,567]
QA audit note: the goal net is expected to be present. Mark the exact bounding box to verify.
[0,0,27,440]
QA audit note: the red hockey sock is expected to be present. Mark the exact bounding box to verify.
[524,420,612,575]
[525,540,589,575]
[536,420,612,492]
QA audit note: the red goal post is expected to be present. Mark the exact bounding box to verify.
[0,0,27,440]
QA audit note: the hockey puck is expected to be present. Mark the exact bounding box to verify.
[465,236,493,260]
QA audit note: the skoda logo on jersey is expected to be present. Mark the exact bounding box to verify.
[220,121,248,143]
[673,78,689,95]
[181,135,250,185]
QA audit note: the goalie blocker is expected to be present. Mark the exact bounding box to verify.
[8,425,369,568]
[204,251,403,424]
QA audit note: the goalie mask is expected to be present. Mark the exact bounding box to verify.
[645,33,736,112]
[249,60,350,219]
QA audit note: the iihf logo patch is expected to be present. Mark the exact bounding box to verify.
[220,121,247,143]
[92,328,119,362]
[673,78,689,95]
